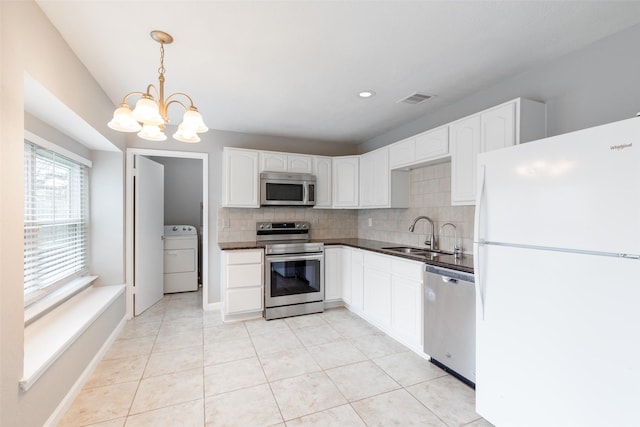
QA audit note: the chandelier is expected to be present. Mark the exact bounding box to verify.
[107,30,208,143]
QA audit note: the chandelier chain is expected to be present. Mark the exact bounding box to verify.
[158,43,166,76]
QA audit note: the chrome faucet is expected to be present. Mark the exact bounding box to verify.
[409,216,437,250]
[440,222,461,257]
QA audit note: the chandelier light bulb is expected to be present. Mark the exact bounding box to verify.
[173,123,201,143]
[137,124,167,141]
[182,108,209,133]
[132,97,164,126]
[107,104,142,132]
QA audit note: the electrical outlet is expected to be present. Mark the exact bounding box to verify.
[367,218,373,227]
[223,218,230,229]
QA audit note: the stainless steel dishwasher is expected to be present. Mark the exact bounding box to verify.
[424,264,476,387]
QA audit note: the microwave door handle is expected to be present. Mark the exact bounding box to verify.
[303,184,307,204]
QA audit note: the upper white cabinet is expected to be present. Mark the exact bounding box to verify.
[222,148,260,208]
[360,147,409,209]
[389,125,450,170]
[332,156,359,208]
[450,115,481,205]
[451,98,546,205]
[416,126,449,162]
[313,156,332,208]
[260,151,313,174]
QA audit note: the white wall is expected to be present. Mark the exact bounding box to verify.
[1,2,125,425]
[361,23,640,153]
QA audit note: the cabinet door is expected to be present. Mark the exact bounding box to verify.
[391,276,423,348]
[415,126,449,161]
[288,155,313,173]
[359,148,389,208]
[363,252,392,327]
[223,148,259,207]
[313,156,332,208]
[481,102,516,152]
[389,137,415,169]
[340,248,352,304]
[450,115,480,205]
[260,152,287,172]
[350,249,364,311]
[333,156,359,208]
[324,247,342,301]
[226,287,263,314]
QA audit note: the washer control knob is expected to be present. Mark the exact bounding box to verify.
[172,226,178,231]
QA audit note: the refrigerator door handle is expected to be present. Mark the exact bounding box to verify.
[474,165,486,320]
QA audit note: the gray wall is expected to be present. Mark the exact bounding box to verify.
[151,156,204,232]
[1,2,125,425]
[361,23,640,153]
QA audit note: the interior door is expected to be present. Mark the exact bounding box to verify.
[134,155,164,315]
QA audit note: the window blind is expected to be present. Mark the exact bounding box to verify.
[24,141,89,304]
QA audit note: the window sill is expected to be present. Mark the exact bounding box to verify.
[24,276,98,325]
[20,284,125,392]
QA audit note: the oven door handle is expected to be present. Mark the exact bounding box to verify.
[266,253,324,262]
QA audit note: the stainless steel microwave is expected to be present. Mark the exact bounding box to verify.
[260,172,316,206]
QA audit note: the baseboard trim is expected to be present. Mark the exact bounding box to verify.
[205,301,221,311]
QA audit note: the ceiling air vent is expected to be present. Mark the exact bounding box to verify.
[398,93,433,105]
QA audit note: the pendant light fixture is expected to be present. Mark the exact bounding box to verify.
[108,30,208,143]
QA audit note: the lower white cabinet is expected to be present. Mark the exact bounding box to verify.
[363,252,392,328]
[390,258,424,349]
[324,247,342,301]
[221,249,264,320]
[328,246,424,352]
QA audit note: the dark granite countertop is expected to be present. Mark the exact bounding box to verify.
[219,238,473,274]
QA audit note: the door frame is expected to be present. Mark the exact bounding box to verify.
[125,148,209,318]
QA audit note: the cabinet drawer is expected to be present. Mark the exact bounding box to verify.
[226,287,263,314]
[226,264,263,288]
[391,258,423,281]
[364,251,392,271]
[226,250,263,265]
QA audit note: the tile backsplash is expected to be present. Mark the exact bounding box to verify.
[218,160,474,253]
[357,160,475,254]
[217,207,358,242]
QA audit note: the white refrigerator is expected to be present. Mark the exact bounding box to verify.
[474,117,640,427]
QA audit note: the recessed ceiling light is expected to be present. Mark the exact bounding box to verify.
[358,90,376,98]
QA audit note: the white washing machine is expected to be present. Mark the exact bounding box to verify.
[163,225,199,293]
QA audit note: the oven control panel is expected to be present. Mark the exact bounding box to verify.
[256,221,309,231]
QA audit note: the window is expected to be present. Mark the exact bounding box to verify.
[24,141,89,306]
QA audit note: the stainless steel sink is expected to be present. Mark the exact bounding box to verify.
[382,246,428,254]
[382,246,450,257]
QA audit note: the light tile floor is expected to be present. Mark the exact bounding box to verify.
[58,291,493,427]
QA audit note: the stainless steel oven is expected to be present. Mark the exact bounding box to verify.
[257,222,324,320]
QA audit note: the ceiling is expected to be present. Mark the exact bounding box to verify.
[37,1,640,144]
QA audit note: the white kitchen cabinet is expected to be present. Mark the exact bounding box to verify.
[350,249,364,312]
[332,156,359,208]
[313,156,332,208]
[360,148,409,209]
[288,155,314,173]
[415,126,449,162]
[390,258,424,350]
[389,126,449,170]
[324,246,342,301]
[389,136,415,169]
[221,249,264,320]
[451,98,546,205]
[450,115,481,205]
[363,252,392,328]
[222,148,260,208]
[340,248,352,305]
[260,151,313,173]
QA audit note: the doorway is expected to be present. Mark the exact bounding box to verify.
[126,148,209,318]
